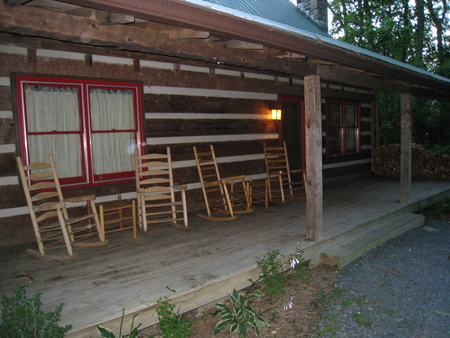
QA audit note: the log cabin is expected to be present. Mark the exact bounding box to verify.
[0,0,400,246]
[1,0,449,247]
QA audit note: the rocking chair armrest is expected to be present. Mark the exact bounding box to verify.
[173,184,187,190]
[221,175,246,183]
[64,194,96,203]
[204,180,223,187]
[33,202,65,212]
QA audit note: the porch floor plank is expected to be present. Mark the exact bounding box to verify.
[0,175,449,336]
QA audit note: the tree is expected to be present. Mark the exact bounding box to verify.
[329,0,450,149]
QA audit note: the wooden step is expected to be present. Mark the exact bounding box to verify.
[321,213,425,269]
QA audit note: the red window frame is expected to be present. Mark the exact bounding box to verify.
[326,99,361,156]
[15,74,144,188]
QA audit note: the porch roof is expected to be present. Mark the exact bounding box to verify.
[187,0,449,85]
[1,176,449,336]
[3,0,450,98]
[58,0,450,99]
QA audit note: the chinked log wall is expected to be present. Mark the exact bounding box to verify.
[0,32,374,247]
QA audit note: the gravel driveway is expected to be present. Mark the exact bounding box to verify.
[319,218,450,337]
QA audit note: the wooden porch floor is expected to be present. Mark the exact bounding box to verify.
[1,175,449,336]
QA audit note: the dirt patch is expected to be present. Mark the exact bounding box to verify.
[139,265,337,337]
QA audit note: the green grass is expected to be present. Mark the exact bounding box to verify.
[353,313,373,327]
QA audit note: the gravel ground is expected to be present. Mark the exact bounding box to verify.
[319,218,450,337]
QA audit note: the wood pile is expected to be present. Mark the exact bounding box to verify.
[373,144,450,180]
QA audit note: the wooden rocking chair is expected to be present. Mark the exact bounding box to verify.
[193,145,253,221]
[135,147,188,232]
[248,177,269,209]
[264,142,307,204]
[17,154,107,261]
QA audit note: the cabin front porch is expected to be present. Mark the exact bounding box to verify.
[1,174,449,337]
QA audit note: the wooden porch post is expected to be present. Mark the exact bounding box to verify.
[304,75,323,240]
[400,93,412,204]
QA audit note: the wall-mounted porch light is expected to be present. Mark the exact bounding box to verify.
[271,109,282,120]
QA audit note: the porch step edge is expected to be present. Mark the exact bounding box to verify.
[321,213,425,269]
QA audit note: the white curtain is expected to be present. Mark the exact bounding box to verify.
[25,86,81,178]
[90,89,135,175]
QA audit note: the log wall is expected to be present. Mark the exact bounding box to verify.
[0,33,375,247]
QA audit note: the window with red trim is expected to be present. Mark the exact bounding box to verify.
[326,100,360,155]
[15,75,144,187]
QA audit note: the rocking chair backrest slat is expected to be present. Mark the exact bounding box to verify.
[264,142,307,204]
[135,147,188,231]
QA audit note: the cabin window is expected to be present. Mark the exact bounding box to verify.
[15,75,144,187]
[326,100,360,156]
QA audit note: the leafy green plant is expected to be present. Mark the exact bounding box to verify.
[421,143,450,155]
[0,284,72,338]
[156,287,192,338]
[211,247,311,337]
[96,309,141,338]
[421,198,450,219]
[211,289,270,337]
[256,250,287,300]
[292,252,312,283]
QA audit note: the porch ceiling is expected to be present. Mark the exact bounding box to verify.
[1,0,449,99]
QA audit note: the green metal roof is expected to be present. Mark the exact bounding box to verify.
[184,0,450,86]
[192,0,328,36]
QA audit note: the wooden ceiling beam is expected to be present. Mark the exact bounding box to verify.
[0,2,311,75]
[224,40,263,50]
[3,0,31,7]
[108,12,134,24]
[317,64,407,92]
[166,28,209,39]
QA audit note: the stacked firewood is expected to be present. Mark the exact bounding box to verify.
[373,144,450,180]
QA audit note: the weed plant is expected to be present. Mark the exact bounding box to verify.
[0,284,72,338]
[256,250,287,300]
[156,287,192,338]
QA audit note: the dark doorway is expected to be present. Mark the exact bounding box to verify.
[280,96,305,170]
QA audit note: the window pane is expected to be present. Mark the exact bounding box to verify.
[346,104,357,127]
[90,89,135,131]
[28,134,82,178]
[346,128,357,152]
[329,103,342,127]
[91,132,134,175]
[329,128,342,154]
[328,102,343,154]
[25,86,80,132]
